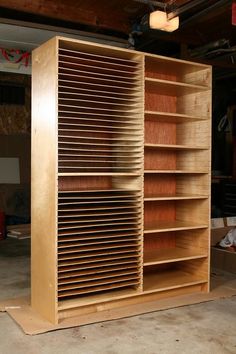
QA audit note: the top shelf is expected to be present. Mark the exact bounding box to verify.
[145,54,211,88]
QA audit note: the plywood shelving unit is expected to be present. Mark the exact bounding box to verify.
[32,37,211,324]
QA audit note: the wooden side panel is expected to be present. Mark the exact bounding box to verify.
[177,91,211,118]
[31,37,58,324]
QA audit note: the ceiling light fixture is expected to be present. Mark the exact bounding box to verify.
[149,10,179,32]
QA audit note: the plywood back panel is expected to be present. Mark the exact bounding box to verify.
[144,201,176,224]
[144,174,176,197]
[145,120,176,145]
[144,232,176,251]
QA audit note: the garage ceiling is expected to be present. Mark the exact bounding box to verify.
[0,0,235,67]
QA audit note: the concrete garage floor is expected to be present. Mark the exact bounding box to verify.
[1,239,236,354]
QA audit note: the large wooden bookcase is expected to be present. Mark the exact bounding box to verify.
[32,37,211,324]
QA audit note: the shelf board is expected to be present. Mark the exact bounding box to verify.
[145,111,208,123]
[144,220,208,233]
[143,269,207,293]
[144,193,208,201]
[144,170,208,174]
[145,77,209,96]
[144,143,209,150]
[144,248,207,266]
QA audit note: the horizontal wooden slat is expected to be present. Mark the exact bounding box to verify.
[59,79,140,95]
[58,274,139,291]
[58,248,140,261]
[59,48,140,67]
[58,98,141,111]
[58,172,141,177]
[58,253,138,267]
[58,110,142,121]
[58,135,141,142]
[58,127,141,135]
[59,83,140,99]
[58,261,139,279]
[58,237,139,248]
[59,73,140,89]
[58,56,139,74]
[59,160,141,165]
[58,215,138,224]
[58,90,140,104]
[58,121,141,130]
[58,280,139,298]
[58,205,141,212]
[58,226,141,237]
[58,221,139,231]
[58,210,139,219]
[58,189,140,194]
[59,65,139,82]
[58,269,139,286]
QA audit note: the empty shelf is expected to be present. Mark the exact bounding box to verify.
[143,269,207,293]
[145,78,210,96]
[144,220,208,233]
[144,248,207,266]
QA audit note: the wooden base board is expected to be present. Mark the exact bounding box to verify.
[0,270,235,335]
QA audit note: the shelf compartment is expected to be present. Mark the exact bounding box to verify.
[144,248,207,266]
[144,174,210,198]
[144,199,209,232]
[145,111,208,123]
[145,78,209,95]
[145,54,211,87]
[144,149,209,173]
[144,220,207,233]
[145,83,210,119]
[143,257,208,293]
[145,116,210,148]
[143,269,206,293]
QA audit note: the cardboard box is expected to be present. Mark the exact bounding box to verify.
[211,217,236,274]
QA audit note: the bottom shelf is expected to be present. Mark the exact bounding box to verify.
[143,269,207,293]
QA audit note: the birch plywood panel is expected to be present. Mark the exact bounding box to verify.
[31,37,58,324]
